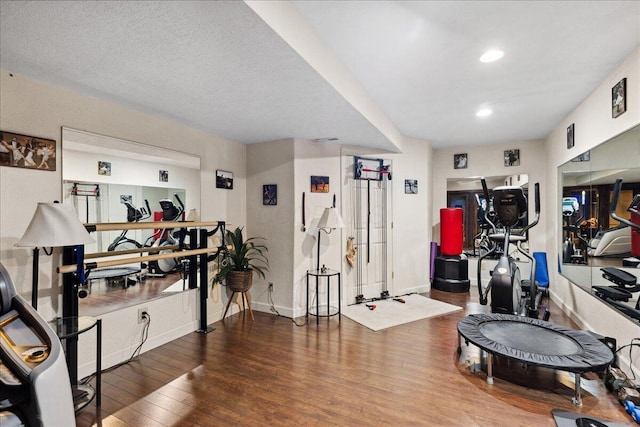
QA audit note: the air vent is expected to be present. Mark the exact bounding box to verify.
[312,137,340,143]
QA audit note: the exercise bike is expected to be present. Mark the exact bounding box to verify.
[477,180,548,319]
[146,194,186,276]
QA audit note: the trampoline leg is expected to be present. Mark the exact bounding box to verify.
[486,352,494,385]
[572,373,582,406]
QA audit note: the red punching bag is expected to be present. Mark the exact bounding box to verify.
[440,208,463,256]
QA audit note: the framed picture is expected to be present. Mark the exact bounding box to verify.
[453,153,468,169]
[571,150,591,162]
[404,179,418,194]
[311,176,329,193]
[0,130,56,171]
[216,170,233,189]
[612,78,626,118]
[567,123,575,149]
[98,161,111,176]
[504,149,520,167]
[263,184,277,205]
[159,170,168,182]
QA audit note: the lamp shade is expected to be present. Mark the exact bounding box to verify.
[16,203,95,247]
[317,207,345,230]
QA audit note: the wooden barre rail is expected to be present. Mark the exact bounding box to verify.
[84,245,182,259]
[58,247,220,274]
[84,220,222,232]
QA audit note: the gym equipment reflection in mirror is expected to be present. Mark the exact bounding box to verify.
[558,124,640,324]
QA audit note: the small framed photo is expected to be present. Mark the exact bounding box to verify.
[566,123,575,149]
[0,130,57,171]
[453,153,468,169]
[612,78,626,118]
[98,161,111,176]
[571,150,591,162]
[504,149,520,167]
[263,184,277,205]
[159,170,169,182]
[311,176,329,193]
[216,170,233,189]
[404,179,418,194]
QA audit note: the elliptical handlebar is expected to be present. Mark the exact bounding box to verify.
[610,178,640,230]
[174,193,185,211]
[481,178,497,232]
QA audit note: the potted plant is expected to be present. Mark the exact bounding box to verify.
[214,227,268,292]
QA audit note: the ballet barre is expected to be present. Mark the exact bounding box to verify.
[83,220,222,232]
[58,247,221,274]
[84,245,182,259]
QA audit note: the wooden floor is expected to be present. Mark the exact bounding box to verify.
[75,290,630,427]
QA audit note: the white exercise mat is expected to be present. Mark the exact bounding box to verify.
[342,294,462,331]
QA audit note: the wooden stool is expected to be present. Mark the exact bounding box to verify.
[222,291,254,320]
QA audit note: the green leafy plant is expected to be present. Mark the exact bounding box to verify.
[214,227,268,284]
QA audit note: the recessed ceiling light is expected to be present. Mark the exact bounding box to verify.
[476,108,493,117]
[480,50,504,63]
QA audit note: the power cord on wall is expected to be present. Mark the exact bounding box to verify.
[80,312,151,385]
[614,337,640,380]
[268,284,307,327]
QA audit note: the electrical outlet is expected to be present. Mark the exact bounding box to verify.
[138,307,148,324]
[268,282,273,291]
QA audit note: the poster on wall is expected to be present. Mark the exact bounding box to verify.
[263,184,277,205]
[98,161,111,176]
[311,176,329,193]
[612,77,626,118]
[405,180,418,194]
[0,130,56,171]
[216,170,233,189]
[504,149,520,167]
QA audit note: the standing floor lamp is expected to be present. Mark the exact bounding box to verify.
[316,207,345,272]
[16,202,94,309]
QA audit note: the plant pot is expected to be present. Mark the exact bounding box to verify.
[226,269,253,292]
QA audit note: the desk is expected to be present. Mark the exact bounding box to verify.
[306,269,341,325]
[50,316,101,412]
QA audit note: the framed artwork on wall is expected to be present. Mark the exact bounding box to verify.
[567,123,575,149]
[98,161,111,176]
[0,130,56,171]
[404,179,418,194]
[612,78,626,118]
[453,153,468,169]
[504,149,520,167]
[216,170,233,189]
[263,184,277,205]
[159,170,168,182]
[311,176,329,193]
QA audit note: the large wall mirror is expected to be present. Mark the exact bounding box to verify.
[62,128,201,316]
[558,124,640,323]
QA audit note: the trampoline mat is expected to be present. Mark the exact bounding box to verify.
[87,267,140,280]
[458,314,613,373]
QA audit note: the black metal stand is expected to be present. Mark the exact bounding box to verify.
[197,227,214,333]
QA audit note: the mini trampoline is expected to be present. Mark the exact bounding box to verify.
[457,313,614,406]
[86,266,141,290]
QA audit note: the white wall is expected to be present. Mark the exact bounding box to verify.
[246,139,296,315]
[544,48,640,372]
[0,71,246,376]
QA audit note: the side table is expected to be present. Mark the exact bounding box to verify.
[50,316,101,412]
[306,269,341,325]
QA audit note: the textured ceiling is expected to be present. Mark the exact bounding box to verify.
[1,1,639,151]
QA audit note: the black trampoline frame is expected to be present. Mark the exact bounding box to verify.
[457,313,614,406]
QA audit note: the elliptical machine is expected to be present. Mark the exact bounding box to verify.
[477,180,548,319]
